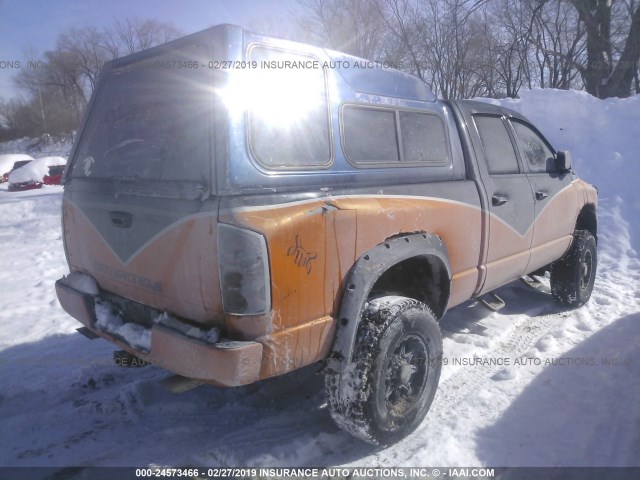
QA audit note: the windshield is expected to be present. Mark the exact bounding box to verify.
[71,44,211,184]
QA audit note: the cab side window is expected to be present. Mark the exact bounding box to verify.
[511,120,555,173]
[473,115,520,175]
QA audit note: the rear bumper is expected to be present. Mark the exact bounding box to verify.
[55,278,263,387]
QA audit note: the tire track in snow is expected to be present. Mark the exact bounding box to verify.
[435,311,568,412]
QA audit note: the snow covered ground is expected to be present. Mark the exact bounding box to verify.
[0,89,639,469]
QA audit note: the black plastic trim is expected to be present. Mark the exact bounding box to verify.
[327,232,451,373]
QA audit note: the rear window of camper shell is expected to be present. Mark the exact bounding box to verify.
[71,44,211,183]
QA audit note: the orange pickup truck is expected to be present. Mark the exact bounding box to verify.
[56,24,597,445]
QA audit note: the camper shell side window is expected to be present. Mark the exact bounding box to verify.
[242,45,333,170]
[341,104,450,168]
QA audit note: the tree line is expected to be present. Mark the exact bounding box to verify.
[295,0,640,100]
[1,1,638,141]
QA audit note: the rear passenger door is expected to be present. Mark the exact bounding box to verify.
[509,119,576,273]
[471,114,535,294]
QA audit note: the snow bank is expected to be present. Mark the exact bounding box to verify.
[0,154,34,176]
[8,156,66,184]
[478,88,640,250]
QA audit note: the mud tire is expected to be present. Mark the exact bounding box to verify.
[550,230,597,307]
[325,296,442,446]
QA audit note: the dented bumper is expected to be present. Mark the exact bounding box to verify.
[55,278,263,387]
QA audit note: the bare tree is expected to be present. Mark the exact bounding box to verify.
[629,0,640,92]
[0,99,22,133]
[415,0,492,98]
[293,0,638,99]
[484,0,535,97]
[13,50,86,136]
[296,0,387,58]
[524,0,585,90]
[57,27,111,93]
[568,0,640,97]
[375,0,428,78]
[112,18,182,55]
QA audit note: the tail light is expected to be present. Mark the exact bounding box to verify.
[217,224,271,315]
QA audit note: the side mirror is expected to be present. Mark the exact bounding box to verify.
[555,150,572,173]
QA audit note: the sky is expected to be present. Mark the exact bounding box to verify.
[0,0,298,101]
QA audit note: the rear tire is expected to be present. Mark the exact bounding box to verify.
[550,230,597,307]
[325,296,442,445]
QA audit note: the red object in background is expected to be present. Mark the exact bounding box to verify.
[43,165,65,185]
[8,181,43,192]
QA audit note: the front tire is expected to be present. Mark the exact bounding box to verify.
[550,230,597,307]
[325,296,442,445]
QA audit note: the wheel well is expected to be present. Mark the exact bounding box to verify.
[329,232,450,373]
[576,204,597,243]
[369,255,449,319]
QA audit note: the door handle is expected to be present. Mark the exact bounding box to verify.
[535,190,549,201]
[109,211,132,228]
[492,194,509,206]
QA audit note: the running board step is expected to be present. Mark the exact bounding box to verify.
[76,327,99,340]
[480,293,506,312]
[160,375,204,394]
[520,275,551,294]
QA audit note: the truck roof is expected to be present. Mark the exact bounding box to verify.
[106,24,436,103]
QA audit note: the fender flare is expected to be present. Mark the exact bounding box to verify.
[326,232,451,373]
